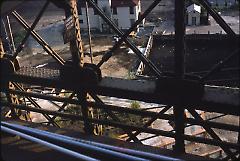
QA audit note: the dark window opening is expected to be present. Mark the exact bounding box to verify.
[130,6,134,14]
[113,7,117,15]
[94,8,98,15]
[78,7,82,15]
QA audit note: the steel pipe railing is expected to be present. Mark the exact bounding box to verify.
[1,125,99,161]
[2,122,183,161]
[1,123,148,161]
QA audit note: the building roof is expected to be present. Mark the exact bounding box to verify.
[111,0,140,7]
[187,4,201,13]
[78,0,140,7]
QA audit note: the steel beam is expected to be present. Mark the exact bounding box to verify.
[11,11,65,65]
[12,82,59,127]
[5,89,240,132]
[188,109,237,160]
[85,1,93,63]
[86,0,162,78]
[6,15,15,52]
[126,106,172,142]
[201,49,239,81]
[78,92,94,134]
[0,102,176,138]
[12,1,50,60]
[89,94,142,143]
[48,92,76,124]
[198,0,236,37]
[174,0,186,154]
[68,0,84,66]
[1,67,239,115]
[1,102,239,150]
[97,0,163,67]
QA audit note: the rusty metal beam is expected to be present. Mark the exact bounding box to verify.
[126,106,172,142]
[67,0,84,66]
[12,1,50,60]
[5,88,239,133]
[1,102,239,150]
[12,82,59,127]
[89,93,142,143]
[0,102,176,138]
[1,67,239,115]
[188,109,237,160]
[11,11,65,65]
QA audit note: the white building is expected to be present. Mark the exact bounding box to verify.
[77,0,142,32]
[111,0,142,31]
[187,4,201,26]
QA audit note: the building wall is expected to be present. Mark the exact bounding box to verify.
[187,11,200,26]
[112,6,140,30]
[98,0,112,32]
[77,0,141,31]
[79,8,100,30]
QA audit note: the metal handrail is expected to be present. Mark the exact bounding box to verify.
[2,122,183,161]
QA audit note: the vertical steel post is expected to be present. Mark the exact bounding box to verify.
[173,0,186,154]
[69,0,84,66]
[85,1,93,63]
[6,16,15,52]
[77,92,94,135]
[68,0,93,134]
[0,39,18,118]
[0,38,4,58]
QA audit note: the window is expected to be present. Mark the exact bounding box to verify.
[80,19,84,24]
[192,17,196,25]
[78,7,82,15]
[94,8,98,15]
[130,6,134,14]
[113,19,118,27]
[113,7,117,15]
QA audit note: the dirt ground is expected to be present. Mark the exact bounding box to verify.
[18,35,137,78]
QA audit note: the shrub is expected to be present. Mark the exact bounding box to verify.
[130,101,140,109]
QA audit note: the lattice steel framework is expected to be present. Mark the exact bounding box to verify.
[0,0,239,160]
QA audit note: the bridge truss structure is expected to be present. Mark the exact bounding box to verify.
[0,0,239,160]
